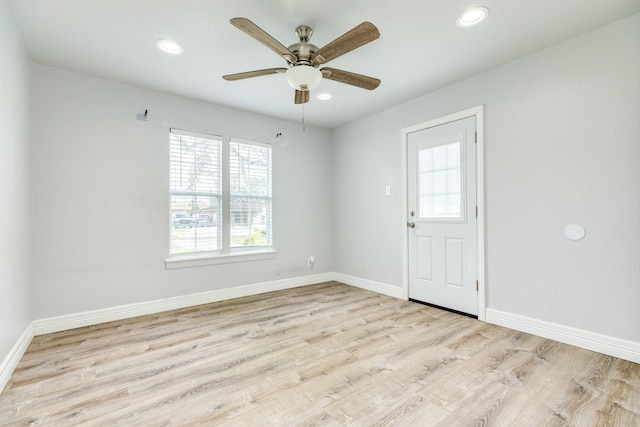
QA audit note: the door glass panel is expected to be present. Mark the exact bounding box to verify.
[418,141,463,219]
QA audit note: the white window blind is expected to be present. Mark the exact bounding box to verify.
[229,139,272,248]
[169,131,272,257]
[169,129,222,254]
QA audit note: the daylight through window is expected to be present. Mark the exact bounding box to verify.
[418,141,463,219]
[169,129,272,256]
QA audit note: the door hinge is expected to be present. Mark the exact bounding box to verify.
[476,280,479,292]
[475,205,478,217]
[474,131,477,143]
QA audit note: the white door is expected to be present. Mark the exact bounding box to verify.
[407,116,477,316]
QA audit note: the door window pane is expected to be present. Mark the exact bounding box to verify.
[418,142,463,219]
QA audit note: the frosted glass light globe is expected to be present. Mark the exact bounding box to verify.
[285,65,322,91]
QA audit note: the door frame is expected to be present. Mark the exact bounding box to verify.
[401,106,486,321]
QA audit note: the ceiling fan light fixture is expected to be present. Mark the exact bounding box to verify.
[285,65,322,91]
[456,7,489,27]
[156,39,184,55]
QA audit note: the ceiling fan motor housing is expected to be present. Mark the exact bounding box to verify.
[288,25,317,65]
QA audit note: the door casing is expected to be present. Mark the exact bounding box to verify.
[401,106,486,321]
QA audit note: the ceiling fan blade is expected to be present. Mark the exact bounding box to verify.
[321,67,381,90]
[294,90,310,104]
[230,18,297,64]
[223,68,287,81]
[312,22,380,66]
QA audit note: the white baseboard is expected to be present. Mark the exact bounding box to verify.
[485,308,640,364]
[32,272,401,336]
[0,322,34,393]
[33,272,334,335]
[332,273,404,299]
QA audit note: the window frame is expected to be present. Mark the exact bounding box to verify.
[416,131,468,224]
[166,129,276,269]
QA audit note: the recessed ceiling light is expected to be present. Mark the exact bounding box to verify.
[317,93,332,100]
[456,7,489,27]
[156,39,184,55]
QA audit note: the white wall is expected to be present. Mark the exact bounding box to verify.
[30,65,334,318]
[333,14,640,342]
[0,2,32,364]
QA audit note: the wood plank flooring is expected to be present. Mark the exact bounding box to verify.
[1,282,638,426]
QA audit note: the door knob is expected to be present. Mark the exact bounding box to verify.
[407,222,415,228]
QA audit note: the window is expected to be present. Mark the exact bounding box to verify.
[170,129,222,254]
[169,129,272,258]
[418,141,463,219]
[229,139,272,248]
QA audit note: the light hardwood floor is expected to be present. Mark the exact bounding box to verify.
[1,282,638,426]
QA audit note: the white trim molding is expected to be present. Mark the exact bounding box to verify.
[34,272,402,336]
[34,272,334,335]
[0,322,34,393]
[333,273,404,299]
[165,249,278,270]
[486,308,640,364]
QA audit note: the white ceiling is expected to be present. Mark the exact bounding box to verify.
[6,0,640,129]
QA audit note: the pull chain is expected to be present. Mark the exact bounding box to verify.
[301,103,306,132]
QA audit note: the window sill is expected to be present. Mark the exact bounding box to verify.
[165,249,277,270]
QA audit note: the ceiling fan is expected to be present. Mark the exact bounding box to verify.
[222,18,381,104]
